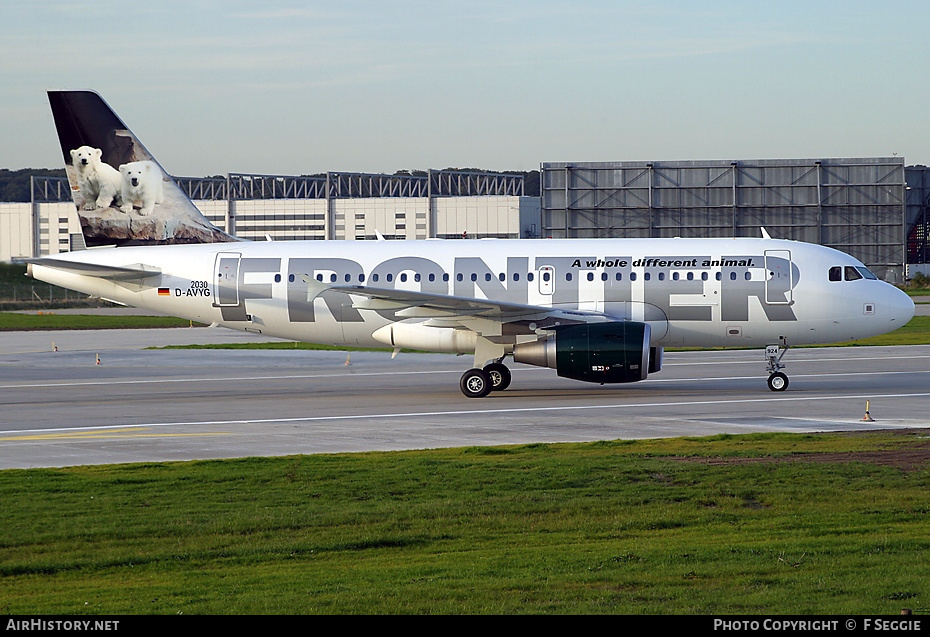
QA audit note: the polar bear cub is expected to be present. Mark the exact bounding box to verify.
[119,161,164,215]
[70,146,123,210]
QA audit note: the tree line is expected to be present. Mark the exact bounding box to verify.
[0,169,67,202]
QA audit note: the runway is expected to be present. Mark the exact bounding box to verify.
[1,327,929,469]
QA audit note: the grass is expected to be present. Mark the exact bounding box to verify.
[0,312,203,331]
[0,430,927,615]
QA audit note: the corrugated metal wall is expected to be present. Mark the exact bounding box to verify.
[542,158,909,280]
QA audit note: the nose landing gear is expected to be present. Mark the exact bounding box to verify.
[765,341,789,391]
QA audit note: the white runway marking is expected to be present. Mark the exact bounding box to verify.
[4,391,930,436]
[3,368,930,391]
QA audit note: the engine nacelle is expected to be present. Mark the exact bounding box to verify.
[513,321,652,384]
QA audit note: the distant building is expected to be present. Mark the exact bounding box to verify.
[1,170,541,261]
[541,158,930,281]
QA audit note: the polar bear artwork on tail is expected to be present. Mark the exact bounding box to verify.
[119,160,164,216]
[70,146,123,210]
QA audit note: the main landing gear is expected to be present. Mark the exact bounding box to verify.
[459,361,512,398]
[765,342,789,391]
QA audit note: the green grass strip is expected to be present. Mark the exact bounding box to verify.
[0,312,204,331]
[0,430,927,614]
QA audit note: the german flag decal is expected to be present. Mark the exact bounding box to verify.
[158,288,170,296]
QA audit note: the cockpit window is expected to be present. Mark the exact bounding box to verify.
[844,266,863,281]
[830,265,878,282]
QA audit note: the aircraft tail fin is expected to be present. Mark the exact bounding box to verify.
[47,90,238,247]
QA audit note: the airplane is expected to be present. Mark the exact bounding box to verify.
[27,91,915,398]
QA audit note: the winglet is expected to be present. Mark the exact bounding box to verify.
[761,227,772,239]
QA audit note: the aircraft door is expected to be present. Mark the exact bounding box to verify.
[214,252,241,306]
[764,250,793,305]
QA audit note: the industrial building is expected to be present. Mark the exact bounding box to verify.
[3,159,929,282]
[0,169,541,260]
[541,158,930,282]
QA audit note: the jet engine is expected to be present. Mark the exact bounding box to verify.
[513,321,656,384]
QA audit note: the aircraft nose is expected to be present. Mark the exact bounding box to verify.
[887,286,915,329]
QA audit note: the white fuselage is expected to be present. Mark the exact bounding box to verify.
[30,237,914,351]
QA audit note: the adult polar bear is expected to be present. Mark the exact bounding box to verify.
[120,160,164,216]
[70,146,123,210]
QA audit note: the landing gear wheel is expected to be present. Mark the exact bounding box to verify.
[483,362,512,391]
[767,372,789,392]
[460,368,493,398]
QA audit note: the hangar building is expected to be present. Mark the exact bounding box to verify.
[541,158,929,282]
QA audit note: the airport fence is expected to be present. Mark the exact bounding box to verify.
[0,283,110,310]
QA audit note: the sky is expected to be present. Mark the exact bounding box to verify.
[2,1,929,176]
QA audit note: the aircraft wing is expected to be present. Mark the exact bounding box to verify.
[300,275,613,329]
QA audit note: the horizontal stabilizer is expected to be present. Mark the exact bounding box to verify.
[27,259,161,281]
